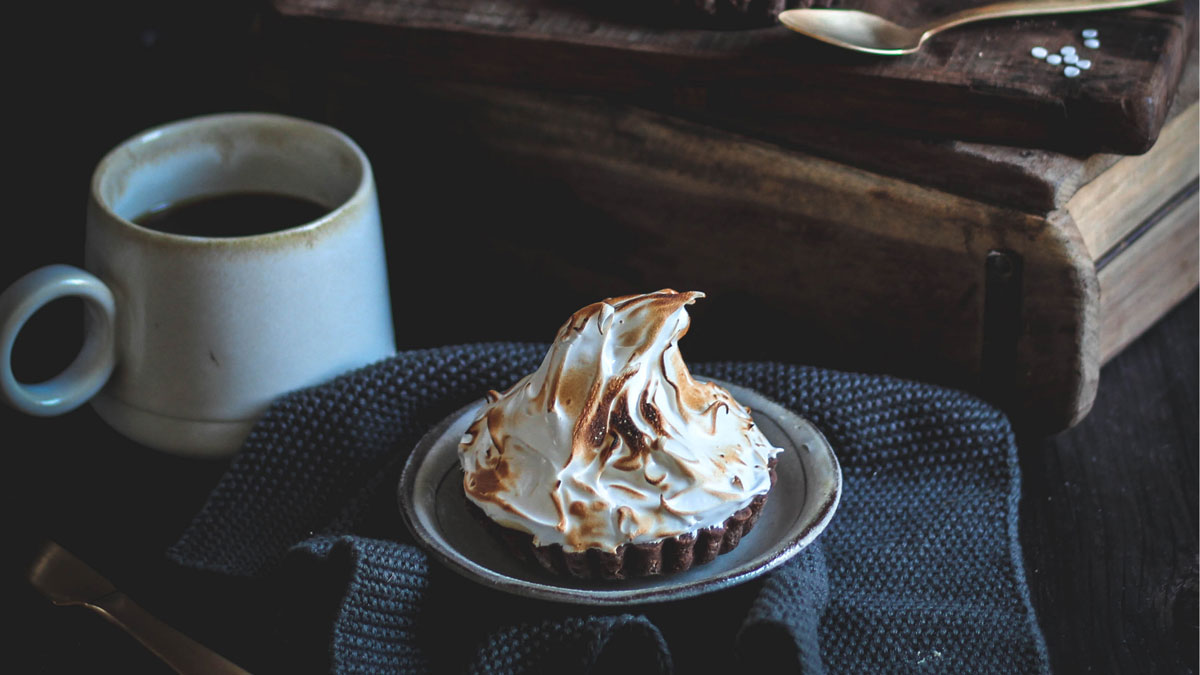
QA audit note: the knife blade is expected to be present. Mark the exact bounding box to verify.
[27,539,252,675]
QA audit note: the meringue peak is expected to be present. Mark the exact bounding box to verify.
[459,290,781,552]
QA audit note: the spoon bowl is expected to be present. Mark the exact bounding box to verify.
[779,10,924,55]
[778,0,1174,56]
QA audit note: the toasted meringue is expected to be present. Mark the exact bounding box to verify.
[458,290,782,553]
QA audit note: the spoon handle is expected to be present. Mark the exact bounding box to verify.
[84,593,255,675]
[923,0,1173,37]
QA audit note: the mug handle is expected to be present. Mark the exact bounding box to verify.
[0,264,116,416]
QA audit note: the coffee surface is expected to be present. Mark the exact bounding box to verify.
[133,192,328,237]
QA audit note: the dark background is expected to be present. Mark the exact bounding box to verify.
[3,2,1196,673]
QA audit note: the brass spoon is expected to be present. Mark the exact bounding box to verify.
[27,539,252,674]
[778,0,1173,55]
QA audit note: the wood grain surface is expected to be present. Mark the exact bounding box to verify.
[1020,293,1198,675]
[1096,185,1199,362]
[715,52,1198,215]
[1071,113,1198,259]
[268,0,1195,153]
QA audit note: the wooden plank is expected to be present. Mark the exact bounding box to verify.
[689,109,1093,214]
[1097,186,1200,362]
[705,48,1198,214]
[1068,102,1200,261]
[257,13,1198,214]
[268,0,1194,154]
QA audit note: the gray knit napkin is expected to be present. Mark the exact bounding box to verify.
[168,343,1049,673]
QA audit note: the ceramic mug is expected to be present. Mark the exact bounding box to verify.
[0,113,396,457]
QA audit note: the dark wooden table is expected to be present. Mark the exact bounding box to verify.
[1021,293,1198,674]
[4,3,1197,672]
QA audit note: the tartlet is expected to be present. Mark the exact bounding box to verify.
[457,290,782,580]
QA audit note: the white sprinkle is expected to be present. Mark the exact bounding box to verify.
[1064,66,1081,77]
[1082,29,1098,38]
[1031,46,1049,58]
[1076,59,1092,70]
[1063,53,1079,64]
[1046,54,1063,65]
[1061,45,1077,55]
[1084,38,1101,48]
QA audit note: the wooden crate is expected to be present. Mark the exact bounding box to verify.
[254,6,1198,434]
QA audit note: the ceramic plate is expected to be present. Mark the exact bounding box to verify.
[398,379,841,605]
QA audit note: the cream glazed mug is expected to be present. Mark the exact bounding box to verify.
[0,113,396,457]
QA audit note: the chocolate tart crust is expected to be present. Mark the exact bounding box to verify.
[467,458,778,581]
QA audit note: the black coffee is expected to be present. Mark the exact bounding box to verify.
[133,192,329,237]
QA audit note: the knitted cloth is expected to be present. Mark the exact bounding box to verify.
[167,343,1049,674]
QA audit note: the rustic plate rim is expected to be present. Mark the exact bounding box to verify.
[398,378,841,605]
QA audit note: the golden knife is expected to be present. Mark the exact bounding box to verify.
[26,539,251,675]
